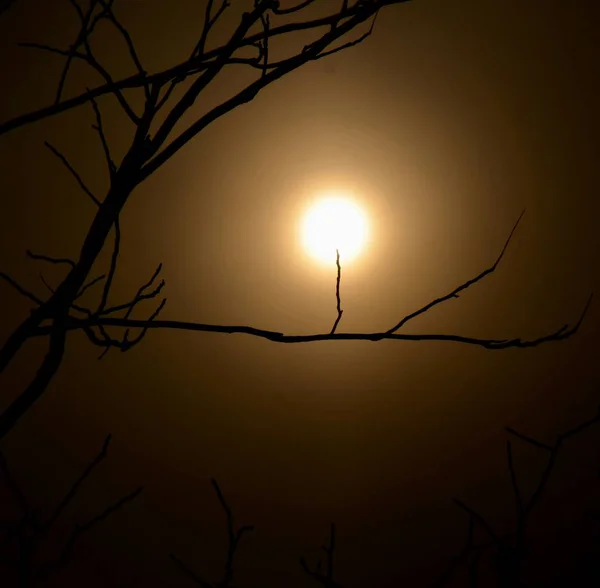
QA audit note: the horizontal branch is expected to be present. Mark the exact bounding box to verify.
[31,292,591,349]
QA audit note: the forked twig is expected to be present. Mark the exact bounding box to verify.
[171,478,253,587]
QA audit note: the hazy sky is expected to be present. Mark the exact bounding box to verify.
[1,1,599,586]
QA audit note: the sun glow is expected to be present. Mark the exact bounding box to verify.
[301,195,368,264]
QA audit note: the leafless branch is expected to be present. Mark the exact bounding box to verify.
[0,272,44,305]
[56,0,103,104]
[20,2,140,124]
[26,249,76,269]
[300,523,342,587]
[47,485,142,573]
[43,434,112,529]
[171,478,253,587]
[96,0,150,101]
[0,1,413,138]
[330,249,343,334]
[31,288,592,350]
[88,93,116,177]
[156,0,232,110]
[76,274,106,300]
[453,500,500,547]
[0,435,141,583]
[442,407,600,585]
[435,516,477,587]
[44,140,100,206]
[506,405,600,518]
[123,263,164,320]
[387,210,526,335]
[171,552,212,587]
[193,0,230,60]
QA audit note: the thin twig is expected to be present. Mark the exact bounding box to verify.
[44,141,100,205]
[330,249,343,334]
[44,434,112,528]
[50,486,142,571]
[300,523,342,587]
[26,249,76,269]
[1,1,413,138]
[171,478,253,587]
[387,210,526,335]
[0,272,44,305]
[88,92,116,177]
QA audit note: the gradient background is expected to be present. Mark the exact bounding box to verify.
[1,0,599,586]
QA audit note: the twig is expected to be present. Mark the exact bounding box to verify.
[44,141,100,206]
[1,1,413,138]
[49,486,142,571]
[96,0,150,101]
[76,274,106,300]
[171,478,253,587]
[0,272,44,305]
[330,249,343,334]
[26,249,76,269]
[89,92,116,177]
[300,523,342,587]
[387,210,526,335]
[44,434,112,528]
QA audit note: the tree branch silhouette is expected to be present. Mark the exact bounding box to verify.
[0,0,590,450]
[171,478,253,588]
[438,407,600,586]
[0,434,142,585]
[330,249,343,335]
[301,523,343,588]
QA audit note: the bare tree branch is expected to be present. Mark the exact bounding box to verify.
[301,523,342,587]
[0,1,413,138]
[76,273,106,300]
[30,290,592,349]
[88,92,116,177]
[506,405,600,518]
[47,485,142,573]
[386,210,526,335]
[441,407,600,586]
[43,434,112,529]
[171,478,253,587]
[44,140,100,206]
[330,249,343,334]
[0,272,44,306]
[0,434,141,584]
[26,249,76,269]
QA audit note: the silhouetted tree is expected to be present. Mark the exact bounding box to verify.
[0,2,596,585]
[0,0,590,443]
[0,435,141,587]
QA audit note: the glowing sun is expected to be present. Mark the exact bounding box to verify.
[301,196,367,264]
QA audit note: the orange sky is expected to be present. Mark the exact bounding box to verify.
[1,1,599,586]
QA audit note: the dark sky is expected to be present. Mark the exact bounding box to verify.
[1,0,600,586]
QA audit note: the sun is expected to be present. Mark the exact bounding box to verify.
[301,195,368,264]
